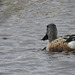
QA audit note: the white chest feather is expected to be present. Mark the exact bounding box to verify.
[68,41,75,49]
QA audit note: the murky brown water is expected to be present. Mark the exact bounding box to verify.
[0,0,75,75]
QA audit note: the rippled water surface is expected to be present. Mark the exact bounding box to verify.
[0,0,75,75]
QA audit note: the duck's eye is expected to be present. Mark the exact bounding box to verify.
[47,25,49,29]
[47,25,48,28]
[46,25,48,30]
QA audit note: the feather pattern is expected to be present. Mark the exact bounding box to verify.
[41,24,75,52]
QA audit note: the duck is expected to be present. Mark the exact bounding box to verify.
[41,23,75,52]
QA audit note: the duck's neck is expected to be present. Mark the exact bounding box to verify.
[47,27,57,42]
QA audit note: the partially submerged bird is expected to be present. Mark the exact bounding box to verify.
[41,24,75,52]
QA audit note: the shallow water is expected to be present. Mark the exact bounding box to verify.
[0,0,75,75]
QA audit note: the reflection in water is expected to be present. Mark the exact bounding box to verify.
[0,0,75,75]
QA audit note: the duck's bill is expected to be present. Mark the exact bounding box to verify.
[41,34,48,41]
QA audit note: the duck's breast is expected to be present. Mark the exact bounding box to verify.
[48,38,72,52]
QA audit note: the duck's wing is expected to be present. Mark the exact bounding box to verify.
[71,34,75,36]
[64,35,75,42]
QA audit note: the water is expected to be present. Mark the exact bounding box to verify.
[0,0,75,75]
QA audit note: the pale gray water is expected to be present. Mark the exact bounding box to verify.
[0,0,75,75]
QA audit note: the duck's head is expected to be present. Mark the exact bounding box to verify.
[42,23,57,42]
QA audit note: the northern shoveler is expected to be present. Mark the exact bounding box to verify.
[41,24,75,52]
